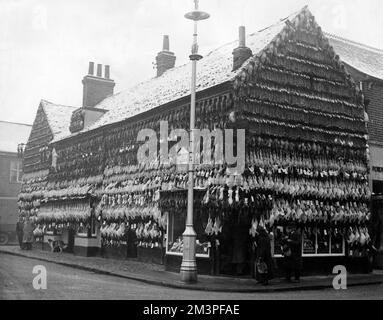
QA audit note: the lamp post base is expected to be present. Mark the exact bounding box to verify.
[180,266,198,283]
[180,226,198,283]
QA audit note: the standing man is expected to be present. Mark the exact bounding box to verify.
[16,217,24,249]
[255,226,273,285]
[283,226,302,283]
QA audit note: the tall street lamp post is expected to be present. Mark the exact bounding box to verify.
[180,0,210,283]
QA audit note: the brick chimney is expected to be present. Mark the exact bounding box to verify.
[232,26,252,71]
[156,35,176,77]
[70,62,112,133]
[82,62,115,108]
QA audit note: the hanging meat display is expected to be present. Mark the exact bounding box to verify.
[18,8,372,258]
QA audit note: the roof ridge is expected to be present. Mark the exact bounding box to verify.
[41,99,78,109]
[324,32,383,55]
[0,120,32,127]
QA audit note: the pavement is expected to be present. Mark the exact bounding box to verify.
[2,254,382,300]
[1,245,382,293]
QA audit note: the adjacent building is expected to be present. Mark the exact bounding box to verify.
[0,121,31,244]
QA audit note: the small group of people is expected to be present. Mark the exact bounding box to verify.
[253,225,302,285]
[15,217,34,250]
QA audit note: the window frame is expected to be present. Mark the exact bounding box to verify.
[302,229,345,258]
[165,210,210,259]
[9,160,23,184]
[273,227,346,258]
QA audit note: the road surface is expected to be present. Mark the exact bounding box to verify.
[0,253,382,300]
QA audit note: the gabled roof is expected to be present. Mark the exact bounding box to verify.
[326,33,383,81]
[0,121,32,153]
[40,100,77,141]
[75,8,306,134]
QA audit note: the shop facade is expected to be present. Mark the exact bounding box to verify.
[19,7,376,277]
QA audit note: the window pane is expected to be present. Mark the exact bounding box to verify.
[317,229,330,254]
[17,169,22,183]
[303,228,316,255]
[10,170,17,183]
[331,229,344,254]
[167,211,186,254]
[166,210,209,256]
[10,161,17,171]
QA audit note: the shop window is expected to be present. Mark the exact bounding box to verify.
[331,229,344,255]
[274,227,345,257]
[77,224,89,237]
[166,210,210,258]
[10,160,22,183]
[302,228,316,255]
[77,214,97,238]
[316,229,330,254]
[45,223,62,236]
[302,228,345,257]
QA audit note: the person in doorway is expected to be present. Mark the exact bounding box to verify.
[255,226,273,285]
[16,217,24,249]
[22,217,34,250]
[283,226,302,283]
[231,213,249,276]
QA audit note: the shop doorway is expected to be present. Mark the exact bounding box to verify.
[218,212,253,277]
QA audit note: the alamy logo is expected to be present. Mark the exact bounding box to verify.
[137,121,245,175]
[32,265,47,290]
[332,265,347,290]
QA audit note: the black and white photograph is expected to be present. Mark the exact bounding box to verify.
[0,0,382,309]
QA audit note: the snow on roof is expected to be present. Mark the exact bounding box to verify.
[0,121,32,153]
[76,9,304,134]
[326,33,383,80]
[40,100,77,141]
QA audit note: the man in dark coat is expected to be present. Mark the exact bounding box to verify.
[283,226,302,283]
[16,217,24,249]
[22,218,34,250]
[255,226,273,285]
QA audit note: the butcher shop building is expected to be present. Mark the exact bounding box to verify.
[19,7,383,277]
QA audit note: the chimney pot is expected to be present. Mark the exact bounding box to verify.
[88,62,95,75]
[97,64,102,77]
[232,26,252,71]
[105,65,110,79]
[239,26,246,47]
[163,35,170,51]
[156,35,176,77]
